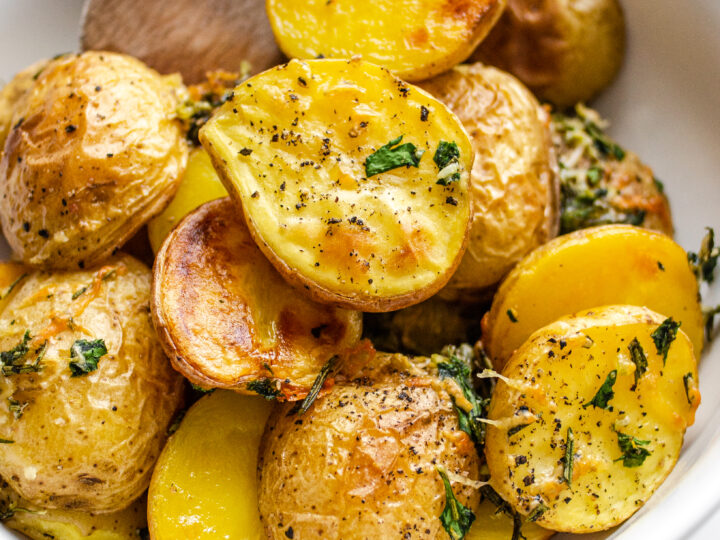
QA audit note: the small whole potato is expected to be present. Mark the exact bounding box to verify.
[0,51,188,270]
[0,59,48,150]
[0,254,184,513]
[472,0,626,107]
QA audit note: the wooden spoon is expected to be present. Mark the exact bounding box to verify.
[80,0,285,83]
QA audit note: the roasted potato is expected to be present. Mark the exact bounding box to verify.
[483,225,704,370]
[552,104,673,235]
[200,59,473,312]
[419,63,559,295]
[0,52,188,270]
[152,197,362,399]
[148,391,272,539]
[265,0,506,82]
[258,351,481,539]
[485,305,700,532]
[0,254,184,512]
[0,480,147,540]
[147,148,227,253]
[0,261,29,314]
[0,59,48,150]
[472,0,626,107]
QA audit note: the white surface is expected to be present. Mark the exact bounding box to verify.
[0,0,719,538]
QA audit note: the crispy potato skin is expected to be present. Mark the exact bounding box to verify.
[0,480,147,540]
[266,0,506,82]
[483,225,704,370]
[419,64,559,294]
[0,52,188,270]
[0,254,184,512]
[472,0,625,107]
[148,391,272,539]
[258,353,480,539]
[0,59,48,150]
[152,198,362,398]
[200,59,473,312]
[485,305,699,532]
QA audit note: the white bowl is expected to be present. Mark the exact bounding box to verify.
[0,0,719,538]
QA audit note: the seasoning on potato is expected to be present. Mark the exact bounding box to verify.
[152,197,362,399]
[419,63,559,296]
[472,0,626,107]
[0,51,188,270]
[484,305,700,532]
[0,255,185,513]
[265,0,506,82]
[200,58,473,312]
[482,225,704,371]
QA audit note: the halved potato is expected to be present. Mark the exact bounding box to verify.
[265,0,506,82]
[485,305,700,532]
[152,197,362,399]
[419,63,559,295]
[482,225,703,370]
[148,391,272,539]
[200,58,473,312]
[466,497,553,540]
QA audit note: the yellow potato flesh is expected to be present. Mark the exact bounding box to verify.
[265,0,505,82]
[483,225,703,370]
[148,390,272,539]
[485,305,699,533]
[200,59,472,311]
[466,498,553,540]
[148,148,227,253]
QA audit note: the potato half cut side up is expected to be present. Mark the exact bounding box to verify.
[152,197,362,399]
[265,0,506,82]
[485,305,699,532]
[483,225,704,370]
[200,59,473,312]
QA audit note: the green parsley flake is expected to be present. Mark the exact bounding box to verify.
[69,339,107,377]
[563,427,574,486]
[438,467,475,540]
[583,370,617,409]
[683,373,696,405]
[246,378,280,400]
[433,141,461,185]
[364,135,423,177]
[615,431,651,468]
[651,318,680,365]
[628,338,648,390]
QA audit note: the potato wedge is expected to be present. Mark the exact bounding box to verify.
[1,480,147,540]
[485,305,700,532]
[483,225,703,370]
[265,0,506,82]
[147,148,227,253]
[200,59,473,312]
[148,391,272,539]
[152,197,362,399]
[466,497,553,540]
[419,63,559,294]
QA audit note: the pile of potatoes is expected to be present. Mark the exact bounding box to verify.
[0,1,705,539]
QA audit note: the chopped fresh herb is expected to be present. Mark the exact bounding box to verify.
[2,338,46,377]
[583,370,617,409]
[628,338,648,390]
[559,184,645,234]
[7,397,27,420]
[246,378,280,400]
[0,273,27,299]
[580,112,626,161]
[651,318,680,365]
[508,423,531,438]
[506,309,518,323]
[563,427,574,486]
[479,485,523,540]
[0,438,13,444]
[298,356,338,415]
[0,330,31,366]
[704,304,720,342]
[688,228,719,284]
[72,286,88,300]
[167,409,187,435]
[527,503,549,522]
[653,177,665,193]
[615,431,651,468]
[683,373,695,405]
[433,141,461,185]
[364,135,423,177]
[69,339,107,377]
[438,467,475,540]
[190,383,215,394]
[586,166,603,186]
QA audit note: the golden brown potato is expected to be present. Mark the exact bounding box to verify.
[258,352,480,539]
[485,305,699,532]
[0,480,147,540]
[152,198,362,399]
[552,104,673,235]
[472,0,626,107]
[0,261,29,315]
[0,52,188,270]
[200,59,473,312]
[419,63,559,295]
[148,391,272,539]
[0,59,48,150]
[266,0,506,82]
[0,254,184,512]
[483,225,704,371]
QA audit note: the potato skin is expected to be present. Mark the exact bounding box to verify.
[0,52,188,270]
[0,59,48,150]
[484,305,699,532]
[419,63,559,295]
[266,0,506,82]
[152,198,362,399]
[0,254,184,512]
[201,59,473,312]
[472,0,625,107]
[258,352,480,539]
